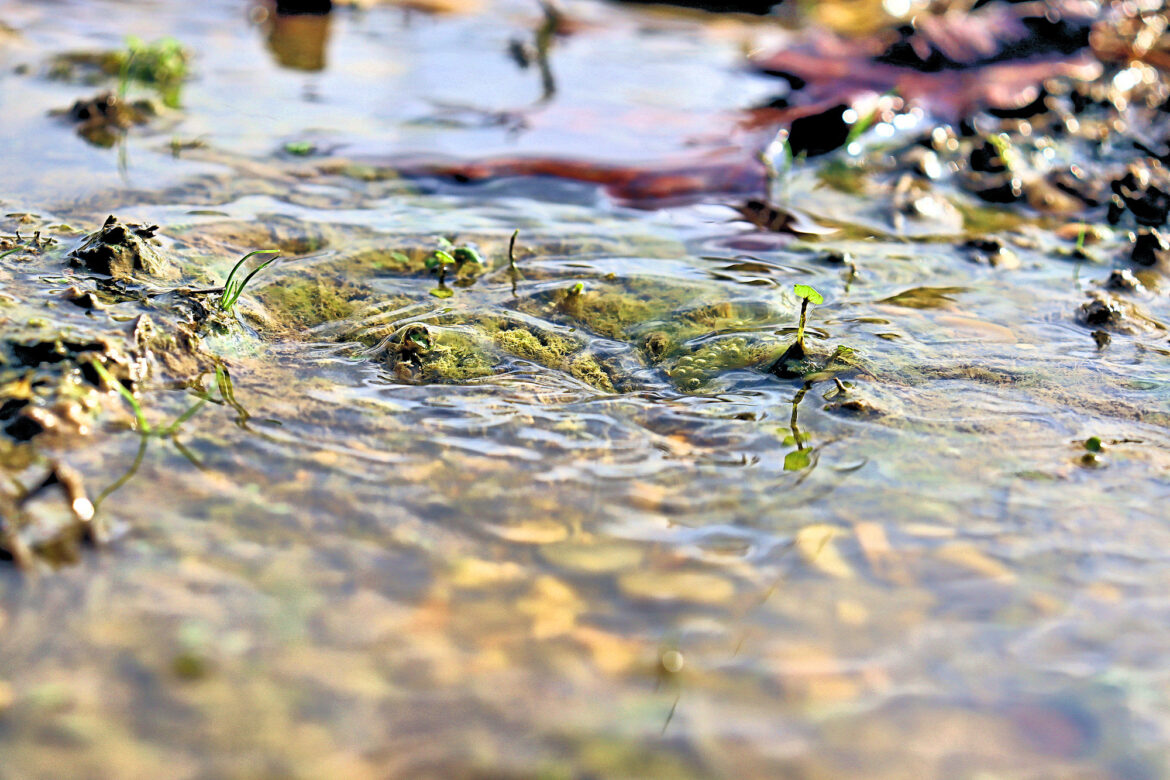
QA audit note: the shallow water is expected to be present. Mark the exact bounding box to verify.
[2,0,1170,777]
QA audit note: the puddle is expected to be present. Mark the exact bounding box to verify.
[1,0,1169,776]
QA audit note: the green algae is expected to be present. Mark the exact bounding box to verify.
[381,316,620,392]
[669,335,783,392]
[255,276,363,331]
[493,324,573,365]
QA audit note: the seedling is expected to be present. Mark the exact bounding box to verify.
[843,105,878,155]
[793,283,823,351]
[0,242,30,261]
[986,132,1023,173]
[769,284,827,379]
[426,250,456,298]
[426,240,484,298]
[452,246,483,266]
[219,249,280,312]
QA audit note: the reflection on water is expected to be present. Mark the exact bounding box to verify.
[262,8,332,72]
[0,0,1169,777]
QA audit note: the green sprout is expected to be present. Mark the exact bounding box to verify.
[452,246,483,265]
[844,106,878,153]
[793,283,824,350]
[0,242,31,261]
[219,249,280,312]
[426,250,456,298]
[116,47,136,102]
[426,241,484,299]
[284,141,315,156]
[117,36,189,108]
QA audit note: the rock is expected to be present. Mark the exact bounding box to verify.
[824,396,883,417]
[1077,290,1166,335]
[1105,268,1145,294]
[1110,160,1170,227]
[963,237,1020,269]
[1130,227,1168,266]
[69,215,173,281]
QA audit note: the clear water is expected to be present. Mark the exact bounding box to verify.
[1,0,1169,777]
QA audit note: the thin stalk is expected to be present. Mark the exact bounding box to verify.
[796,298,809,349]
[90,359,150,433]
[93,434,148,511]
[156,399,207,437]
[508,228,521,297]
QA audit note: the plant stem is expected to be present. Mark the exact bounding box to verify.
[508,229,521,297]
[90,360,150,433]
[797,298,809,349]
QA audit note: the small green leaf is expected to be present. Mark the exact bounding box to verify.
[426,250,455,269]
[452,247,483,265]
[794,284,824,304]
[784,449,812,471]
[284,141,315,156]
[430,287,453,299]
[568,281,585,296]
[389,252,410,265]
[1084,436,1103,453]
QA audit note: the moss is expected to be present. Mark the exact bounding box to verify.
[483,318,616,392]
[386,327,496,383]
[556,288,657,339]
[257,277,362,330]
[568,354,615,392]
[493,326,572,365]
[418,346,495,382]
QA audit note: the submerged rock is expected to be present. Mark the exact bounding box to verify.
[769,343,866,383]
[1077,290,1166,335]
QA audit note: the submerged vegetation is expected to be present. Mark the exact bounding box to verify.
[5,0,1170,776]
